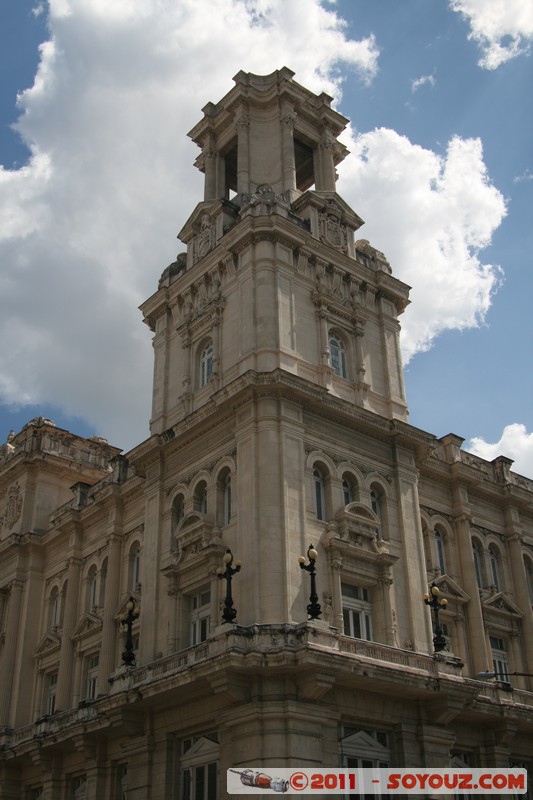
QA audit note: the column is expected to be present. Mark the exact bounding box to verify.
[454,511,490,674]
[316,296,329,368]
[235,110,250,196]
[98,533,122,694]
[327,551,344,631]
[353,321,366,382]
[317,128,336,190]
[203,134,217,201]
[0,579,24,727]
[506,525,533,682]
[281,105,296,193]
[56,556,82,711]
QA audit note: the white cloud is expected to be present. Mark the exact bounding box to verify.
[467,424,533,479]
[0,0,379,450]
[337,129,506,361]
[449,0,533,69]
[411,74,436,93]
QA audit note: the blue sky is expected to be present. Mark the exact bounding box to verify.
[0,0,532,475]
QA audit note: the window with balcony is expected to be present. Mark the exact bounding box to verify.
[490,635,509,680]
[329,333,347,378]
[85,653,99,700]
[199,342,213,388]
[190,589,211,646]
[342,584,372,641]
[46,671,58,716]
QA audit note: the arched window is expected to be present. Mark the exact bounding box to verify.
[342,473,357,507]
[313,467,326,521]
[199,342,213,388]
[49,587,59,631]
[194,481,208,514]
[224,473,232,525]
[216,469,232,526]
[172,493,185,533]
[472,539,484,587]
[488,545,501,591]
[329,333,347,378]
[87,566,98,611]
[130,544,141,592]
[434,527,446,576]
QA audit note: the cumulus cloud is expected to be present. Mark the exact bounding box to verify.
[0,0,379,449]
[449,0,533,69]
[337,128,506,360]
[467,424,533,479]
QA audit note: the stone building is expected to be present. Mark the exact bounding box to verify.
[0,68,532,799]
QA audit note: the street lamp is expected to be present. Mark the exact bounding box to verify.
[217,548,241,624]
[298,544,321,621]
[121,596,139,666]
[423,583,448,653]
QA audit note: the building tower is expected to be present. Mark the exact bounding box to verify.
[140,67,428,645]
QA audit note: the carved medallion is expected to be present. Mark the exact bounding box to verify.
[4,484,23,529]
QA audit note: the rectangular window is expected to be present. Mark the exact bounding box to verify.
[115,764,128,800]
[70,776,87,800]
[181,763,217,800]
[342,729,390,800]
[191,590,211,646]
[47,672,58,716]
[342,584,372,641]
[490,636,509,680]
[86,653,99,699]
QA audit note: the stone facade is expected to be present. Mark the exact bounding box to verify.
[0,69,532,799]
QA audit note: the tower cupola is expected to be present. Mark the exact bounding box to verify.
[188,67,350,204]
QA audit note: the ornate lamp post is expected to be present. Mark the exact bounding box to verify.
[298,544,321,620]
[424,583,448,653]
[121,596,139,666]
[217,548,241,624]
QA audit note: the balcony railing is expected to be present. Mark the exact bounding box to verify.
[3,623,532,751]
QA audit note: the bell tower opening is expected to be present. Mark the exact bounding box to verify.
[294,136,315,192]
[224,137,238,199]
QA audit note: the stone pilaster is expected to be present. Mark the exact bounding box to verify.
[0,579,24,727]
[56,554,82,711]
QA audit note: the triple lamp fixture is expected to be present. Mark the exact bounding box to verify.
[424,582,448,653]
